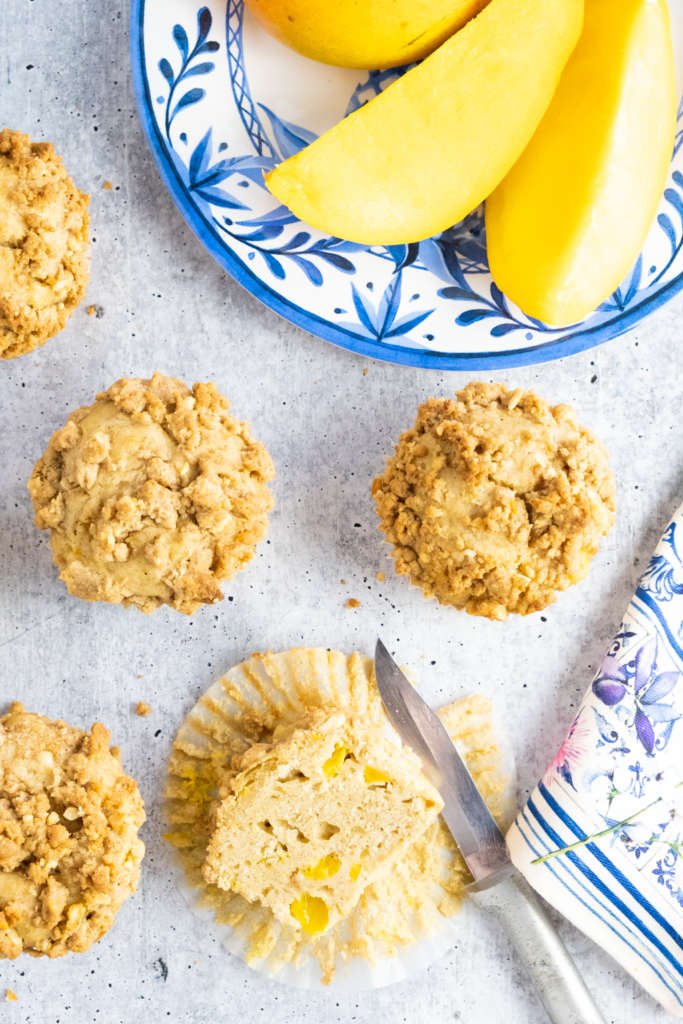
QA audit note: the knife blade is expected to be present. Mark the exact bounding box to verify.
[373,638,606,1024]
[374,638,509,883]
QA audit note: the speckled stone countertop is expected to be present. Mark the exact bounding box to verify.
[1,3,682,1022]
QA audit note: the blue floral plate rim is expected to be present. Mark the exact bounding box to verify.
[130,0,683,371]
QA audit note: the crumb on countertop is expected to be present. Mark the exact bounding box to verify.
[362,368,368,376]
[5,990,18,1003]
[376,571,385,582]
[345,598,360,609]
[86,304,97,316]
[102,180,113,190]
[135,701,152,717]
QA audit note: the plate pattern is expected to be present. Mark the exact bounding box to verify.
[133,0,683,367]
[508,504,683,1017]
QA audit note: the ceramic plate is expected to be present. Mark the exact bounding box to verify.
[132,0,683,370]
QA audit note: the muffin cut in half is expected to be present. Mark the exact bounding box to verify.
[203,709,442,935]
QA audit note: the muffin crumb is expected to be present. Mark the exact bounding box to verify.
[345,597,361,609]
[203,709,441,935]
[135,701,152,717]
[5,990,18,1003]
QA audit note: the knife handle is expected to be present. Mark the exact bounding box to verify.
[470,872,606,1024]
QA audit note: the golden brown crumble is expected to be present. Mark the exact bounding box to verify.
[372,382,615,619]
[0,129,90,358]
[28,373,275,614]
[0,703,145,959]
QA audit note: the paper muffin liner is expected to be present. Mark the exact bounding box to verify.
[165,647,512,990]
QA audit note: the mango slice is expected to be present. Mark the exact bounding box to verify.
[485,0,677,327]
[265,0,583,244]
[246,0,489,70]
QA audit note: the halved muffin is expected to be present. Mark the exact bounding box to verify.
[203,709,442,935]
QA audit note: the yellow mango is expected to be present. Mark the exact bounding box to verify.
[322,743,347,777]
[486,0,677,327]
[289,894,329,934]
[265,0,583,244]
[363,765,392,785]
[303,853,342,880]
[246,0,489,69]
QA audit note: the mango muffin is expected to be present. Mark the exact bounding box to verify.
[203,709,442,936]
[372,382,615,619]
[0,129,90,358]
[28,373,275,614]
[0,703,145,958]
[166,648,510,985]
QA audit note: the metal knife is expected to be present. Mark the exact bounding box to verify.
[374,639,606,1024]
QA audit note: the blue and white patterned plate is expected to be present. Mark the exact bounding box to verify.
[131,0,683,370]
[508,503,683,1017]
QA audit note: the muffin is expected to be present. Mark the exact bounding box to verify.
[0,703,145,958]
[0,129,90,358]
[203,708,441,936]
[28,373,275,614]
[166,648,510,985]
[372,382,615,619]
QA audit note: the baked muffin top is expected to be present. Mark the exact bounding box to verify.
[372,382,615,619]
[28,373,275,614]
[0,129,90,358]
[203,708,441,936]
[0,703,145,959]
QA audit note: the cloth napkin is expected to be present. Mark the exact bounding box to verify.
[507,503,683,1017]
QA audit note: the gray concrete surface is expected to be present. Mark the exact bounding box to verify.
[1,2,682,1022]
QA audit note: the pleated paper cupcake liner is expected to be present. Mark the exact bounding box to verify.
[165,647,512,990]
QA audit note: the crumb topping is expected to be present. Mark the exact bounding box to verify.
[0,703,145,959]
[372,382,615,619]
[28,373,275,614]
[0,129,90,358]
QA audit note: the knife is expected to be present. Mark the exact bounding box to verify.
[374,639,606,1024]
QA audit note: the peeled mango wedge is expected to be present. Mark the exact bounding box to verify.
[486,0,677,327]
[246,0,489,69]
[265,0,584,245]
